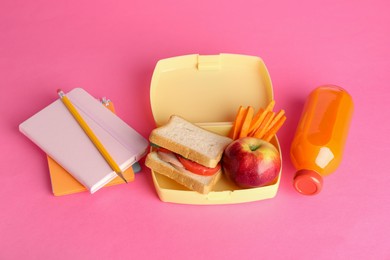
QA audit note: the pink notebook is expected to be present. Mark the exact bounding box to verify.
[19,88,148,193]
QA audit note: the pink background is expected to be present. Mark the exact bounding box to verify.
[1,0,389,259]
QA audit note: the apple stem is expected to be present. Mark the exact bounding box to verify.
[250,144,260,151]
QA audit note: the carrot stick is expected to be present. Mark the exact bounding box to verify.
[248,108,264,134]
[248,100,275,136]
[265,109,285,134]
[229,106,247,140]
[265,100,275,113]
[239,106,255,138]
[263,115,286,142]
[253,111,275,139]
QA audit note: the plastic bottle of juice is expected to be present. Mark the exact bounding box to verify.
[290,85,353,195]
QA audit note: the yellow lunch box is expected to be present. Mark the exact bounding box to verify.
[149,53,282,205]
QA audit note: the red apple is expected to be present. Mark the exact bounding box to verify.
[222,137,281,188]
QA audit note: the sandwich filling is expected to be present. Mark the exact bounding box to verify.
[156,147,221,176]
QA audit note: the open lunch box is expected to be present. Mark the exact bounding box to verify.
[149,53,282,205]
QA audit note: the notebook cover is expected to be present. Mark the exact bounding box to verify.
[47,156,137,196]
[19,88,149,193]
[47,99,140,196]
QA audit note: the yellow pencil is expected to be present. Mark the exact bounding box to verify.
[57,89,127,184]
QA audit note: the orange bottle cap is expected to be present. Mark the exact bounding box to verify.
[293,170,323,195]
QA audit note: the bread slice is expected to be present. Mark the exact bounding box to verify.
[145,151,222,194]
[149,115,232,168]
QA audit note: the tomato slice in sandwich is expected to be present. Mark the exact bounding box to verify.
[177,156,221,176]
[157,147,171,153]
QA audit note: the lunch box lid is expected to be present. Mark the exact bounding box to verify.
[150,54,273,126]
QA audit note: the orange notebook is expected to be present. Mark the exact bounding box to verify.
[47,99,136,196]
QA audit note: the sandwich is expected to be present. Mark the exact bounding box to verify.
[145,115,232,194]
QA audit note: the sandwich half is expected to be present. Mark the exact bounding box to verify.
[145,115,232,194]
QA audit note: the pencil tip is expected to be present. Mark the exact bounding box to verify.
[117,172,127,184]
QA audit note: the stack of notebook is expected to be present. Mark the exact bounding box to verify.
[19,88,149,195]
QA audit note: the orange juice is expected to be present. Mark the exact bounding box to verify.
[290,85,353,195]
